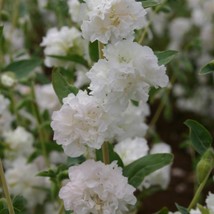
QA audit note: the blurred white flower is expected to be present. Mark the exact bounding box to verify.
[81,0,147,43]
[0,94,13,134]
[74,65,90,88]
[68,0,88,24]
[142,143,172,190]
[1,72,16,87]
[59,159,136,213]
[5,158,48,209]
[51,90,113,157]
[35,83,60,113]
[41,26,86,68]
[169,18,191,50]
[3,126,34,163]
[114,137,149,165]
[88,40,168,114]
[206,192,214,213]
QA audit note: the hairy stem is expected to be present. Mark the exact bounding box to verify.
[0,159,15,214]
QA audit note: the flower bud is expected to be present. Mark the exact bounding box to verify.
[1,72,16,87]
[196,148,214,184]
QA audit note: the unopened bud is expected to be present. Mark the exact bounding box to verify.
[1,72,16,87]
[196,148,214,184]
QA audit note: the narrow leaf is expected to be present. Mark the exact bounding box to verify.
[140,0,161,8]
[0,26,3,41]
[3,58,42,80]
[184,119,213,155]
[89,41,99,62]
[48,54,89,68]
[123,153,173,188]
[199,60,214,75]
[52,69,79,103]
[175,203,189,214]
[155,50,178,65]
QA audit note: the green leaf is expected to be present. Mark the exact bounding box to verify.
[155,50,178,65]
[184,119,213,155]
[89,41,99,62]
[141,0,161,8]
[123,153,173,188]
[199,60,214,75]
[48,54,89,68]
[37,169,55,178]
[2,58,42,80]
[154,207,169,214]
[67,156,86,167]
[0,209,9,214]
[52,69,79,103]
[13,196,27,214]
[0,26,3,41]
[175,203,189,214]
[96,143,124,168]
[197,204,210,214]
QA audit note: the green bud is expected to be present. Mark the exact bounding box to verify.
[196,148,214,184]
[0,197,8,209]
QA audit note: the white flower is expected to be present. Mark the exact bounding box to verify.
[51,90,112,157]
[114,137,149,166]
[206,192,214,214]
[169,18,191,50]
[114,101,149,141]
[35,83,60,113]
[1,72,16,87]
[41,26,86,68]
[68,0,88,24]
[81,0,147,43]
[190,208,201,214]
[59,160,136,213]
[0,94,13,134]
[5,158,48,209]
[74,65,90,88]
[142,143,172,190]
[88,40,168,113]
[3,126,34,163]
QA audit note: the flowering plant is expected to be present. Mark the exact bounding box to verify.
[0,0,214,214]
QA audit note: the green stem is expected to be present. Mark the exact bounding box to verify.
[12,0,19,28]
[188,171,211,211]
[58,200,64,214]
[148,75,176,129]
[102,142,109,164]
[98,42,104,59]
[0,159,15,214]
[98,42,110,165]
[30,81,49,166]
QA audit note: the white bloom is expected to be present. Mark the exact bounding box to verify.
[1,73,16,87]
[169,18,191,50]
[74,65,90,88]
[51,90,112,157]
[206,192,214,213]
[88,40,168,113]
[68,0,88,24]
[0,94,13,134]
[142,143,172,190]
[41,27,86,68]
[190,208,201,214]
[59,160,136,213]
[3,126,34,163]
[81,0,147,43]
[114,101,149,141]
[35,83,60,113]
[5,158,48,209]
[114,137,149,165]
